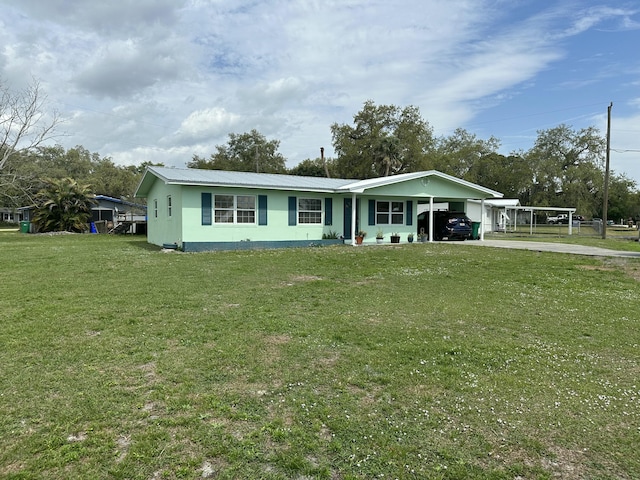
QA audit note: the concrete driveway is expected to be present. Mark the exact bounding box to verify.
[450,239,640,258]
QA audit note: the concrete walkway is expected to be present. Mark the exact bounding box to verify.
[450,239,640,258]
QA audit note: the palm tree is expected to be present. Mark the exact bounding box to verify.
[32,178,96,232]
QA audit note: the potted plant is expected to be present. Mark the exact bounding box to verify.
[407,233,414,243]
[376,229,384,244]
[390,232,400,243]
[356,230,367,245]
[418,228,428,243]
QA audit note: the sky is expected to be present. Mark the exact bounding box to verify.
[1,0,639,183]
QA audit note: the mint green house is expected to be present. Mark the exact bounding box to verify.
[134,166,502,251]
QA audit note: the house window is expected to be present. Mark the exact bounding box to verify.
[236,195,256,223]
[167,196,172,217]
[376,201,404,225]
[214,194,256,224]
[215,195,234,223]
[298,198,322,224]
[153,199,158,218]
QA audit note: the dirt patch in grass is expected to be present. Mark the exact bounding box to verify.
[314,351,340,368]
[115,435,130,463]
[577,258,640,281]
[261,334,291,366]
[541,446,589,480]
[280,275,323,287]
[0,462,25,476]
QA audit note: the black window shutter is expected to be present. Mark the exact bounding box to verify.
[406,200,413,226]
[368,199,376,225]
[288,196,297,226]
[324,198,332,225]
[201,192,212,225]
[258,195,268,225]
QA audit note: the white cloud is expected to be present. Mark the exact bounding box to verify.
[75,35,191,98]
[173,107,241,144]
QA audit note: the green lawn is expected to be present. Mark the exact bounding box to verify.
[1,233,639,479]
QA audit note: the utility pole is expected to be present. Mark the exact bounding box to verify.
[321,147,331,178]
[602,102,612,239]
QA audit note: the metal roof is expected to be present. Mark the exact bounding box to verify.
[136,167,353,196]
[468,198,521,207]
[94,195,147,209]
[135,166,504,199]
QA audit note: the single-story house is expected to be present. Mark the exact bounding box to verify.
[134,166,503,251]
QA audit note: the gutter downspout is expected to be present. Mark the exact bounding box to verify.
[351,192,357,246]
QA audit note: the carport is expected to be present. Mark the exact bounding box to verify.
[336,171,503,244]
[500,206,577,235]
[410,173,504,242]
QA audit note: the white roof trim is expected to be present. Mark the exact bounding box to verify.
[337,170,503,198]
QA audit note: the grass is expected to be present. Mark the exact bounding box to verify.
[1,232,640,479]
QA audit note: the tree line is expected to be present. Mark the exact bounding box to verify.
[189,101,639,220]
[1,79,638,222]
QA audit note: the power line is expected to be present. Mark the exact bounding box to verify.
[461,102,606,130]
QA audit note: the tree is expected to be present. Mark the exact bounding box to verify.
[1,78,61,201]
[31,178,96,232]
[1,145,146,207]
[596,173,638,221]
[187,130,287,173]
[288,157,337,177]
[431,128,501,178]
[466,152,533,200]
[524,124,606,214]
[330,101,434,179]
[88,157,141,200]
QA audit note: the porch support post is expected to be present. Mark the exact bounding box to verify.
[351,192,357,246]
[429,196,434,242]
[480,198,485,240]
[530,209,534,235]
[568,211,573,235]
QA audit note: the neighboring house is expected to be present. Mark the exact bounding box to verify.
[15,196,147,234]
[134,166,503,251]
[92,195,147,234]
[0,207,23,224]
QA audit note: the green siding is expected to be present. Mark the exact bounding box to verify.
[140,171,496,248]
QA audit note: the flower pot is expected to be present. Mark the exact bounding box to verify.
[376,238,383,244]
[355,236,364,245]
[407,236,414,243]
[390,235,400,244]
